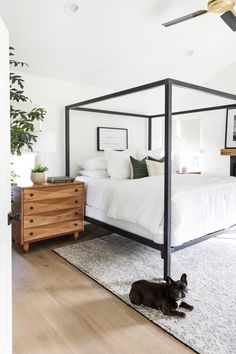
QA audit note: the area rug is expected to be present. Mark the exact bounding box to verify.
[54,231,236,354]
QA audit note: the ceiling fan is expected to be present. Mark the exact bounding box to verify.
[162,0,236,31]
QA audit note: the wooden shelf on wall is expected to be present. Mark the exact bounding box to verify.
[221,149,236,156]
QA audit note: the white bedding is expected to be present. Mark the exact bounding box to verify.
[76,175,236,246]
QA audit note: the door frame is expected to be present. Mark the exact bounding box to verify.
[0,16,12,354]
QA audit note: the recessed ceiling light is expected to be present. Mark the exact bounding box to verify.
[64,1,79,14]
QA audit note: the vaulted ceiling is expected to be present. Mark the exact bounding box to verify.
[1,0,236,90]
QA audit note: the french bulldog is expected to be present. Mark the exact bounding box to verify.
[129,273,193,318]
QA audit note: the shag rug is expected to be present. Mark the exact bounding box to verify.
[54,231,236,354]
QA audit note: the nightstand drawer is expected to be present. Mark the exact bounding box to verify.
[24,208,83,228]
[24,197,83,215]
[24,220,84,242]
[24,184,83,201]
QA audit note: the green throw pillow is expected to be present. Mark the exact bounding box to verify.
[130,156,148,179]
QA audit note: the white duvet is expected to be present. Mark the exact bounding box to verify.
[77,175,236,245]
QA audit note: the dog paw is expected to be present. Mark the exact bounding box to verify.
[179,312,186,318]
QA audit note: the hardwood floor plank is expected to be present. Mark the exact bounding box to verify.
[13,226,194,354]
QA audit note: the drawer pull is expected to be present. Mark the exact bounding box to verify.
[30,206,34,210]
[75,212,79,216]
[74,223,78,226]
[75,189,78,192]
[29,232,33,236]
[30,193,34,197]
[75,200,78,204]
[30,219,34,223]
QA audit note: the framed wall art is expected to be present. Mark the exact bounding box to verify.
[97,127,128,151]
[225,108,236,148]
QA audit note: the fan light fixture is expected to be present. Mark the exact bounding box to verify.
[64,1,79,14]
[162,0,236,31]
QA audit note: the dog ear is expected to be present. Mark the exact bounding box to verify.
[166,276,173,285]
[181,273,187,285]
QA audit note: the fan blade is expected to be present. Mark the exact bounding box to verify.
[162,10,207,27]
[221,11,236,31]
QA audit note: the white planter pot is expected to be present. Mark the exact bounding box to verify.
[31,172,45,185]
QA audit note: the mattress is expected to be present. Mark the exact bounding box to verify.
[76,175,236,247]
[85,205,159,242]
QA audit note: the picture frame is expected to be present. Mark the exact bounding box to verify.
[97,127,128,151]
[225,108,236,148]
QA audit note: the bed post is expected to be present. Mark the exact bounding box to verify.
[163,79,172,279]
[148,117,152,150]
[65,107,70,176]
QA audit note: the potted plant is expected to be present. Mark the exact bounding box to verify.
[31,164,48,184]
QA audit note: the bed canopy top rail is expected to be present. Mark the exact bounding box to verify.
[171,79,236,101]
[72,107,150,118]
[66,79,166,110]
[72,103,236,119]
[66,78,236,112]
[150,103,236,118]
[65,78,236,279]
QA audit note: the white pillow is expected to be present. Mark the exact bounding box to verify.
[146,159,164,176]
[80,156,107,170]
[105,149,136,179]
[79,169,109,178]
[136,148,163,160]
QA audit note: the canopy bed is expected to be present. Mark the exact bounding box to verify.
[65,78,236,279]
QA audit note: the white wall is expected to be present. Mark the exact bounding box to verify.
[151,111,229,176]
[21,73,108,176]
[70,110,147,176]
[173,74,235,176]
[20,73,149,177]
[172,111,229,176]
[21,68,234,178]
[184,95,232,176]
[172,112,228,176]
[198,64,236,176]
[181,119,200,151]
[200,110,229,176]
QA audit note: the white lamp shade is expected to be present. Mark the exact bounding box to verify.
[33,132,56,153]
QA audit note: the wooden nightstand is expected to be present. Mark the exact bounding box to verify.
[11,182,84,252]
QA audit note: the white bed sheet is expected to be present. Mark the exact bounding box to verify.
[76,175,236,246]
[85,205,158,242]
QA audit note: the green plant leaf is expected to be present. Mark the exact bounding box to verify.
[31,164,48,173]
[10,48,47,156]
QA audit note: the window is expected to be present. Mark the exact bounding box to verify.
[11,153,36,186]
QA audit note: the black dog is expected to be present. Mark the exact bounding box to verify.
[129,273,193,318]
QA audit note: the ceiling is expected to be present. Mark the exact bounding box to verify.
[1,0,236,90]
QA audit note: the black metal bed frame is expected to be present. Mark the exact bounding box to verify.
[65,78,236,279]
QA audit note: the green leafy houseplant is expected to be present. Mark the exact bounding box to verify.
[10,47,47,156]
[31,164,48,173]
[10,168,19,186]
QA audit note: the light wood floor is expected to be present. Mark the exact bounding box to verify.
[13,225,194,354]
